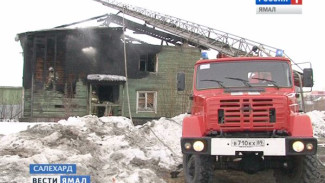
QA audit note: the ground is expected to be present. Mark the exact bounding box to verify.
[0,111,324,183]
[165,148,325,183]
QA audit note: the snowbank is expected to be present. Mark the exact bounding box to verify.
[307,111,325,138]
[0,114,187,183]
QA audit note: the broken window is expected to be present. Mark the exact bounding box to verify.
[137,91,157,112]
[139,54,157,72]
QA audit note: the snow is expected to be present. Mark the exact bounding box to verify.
[0,111,324,182]
[87,74,127,82]
[0,122,43,135]
[0,114,186,183]
[307,111,325,138]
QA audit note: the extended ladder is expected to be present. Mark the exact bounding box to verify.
[93,0,280,57]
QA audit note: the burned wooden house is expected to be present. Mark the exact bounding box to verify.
[17,26,200,122]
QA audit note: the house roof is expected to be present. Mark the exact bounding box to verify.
[87,74,126,82]
[17,26,123,38]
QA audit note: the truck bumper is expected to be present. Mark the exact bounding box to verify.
[181,137,317,156]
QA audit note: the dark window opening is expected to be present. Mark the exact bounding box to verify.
[139,54,156,72]
[140,57,146,72]
[97,85,119,103]
[32,36,66,94]
[92,84,120,117]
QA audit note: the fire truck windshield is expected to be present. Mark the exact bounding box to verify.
[196,61,292,90]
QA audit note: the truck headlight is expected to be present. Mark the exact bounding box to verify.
[292,141,304,152]
[193,141,205,152]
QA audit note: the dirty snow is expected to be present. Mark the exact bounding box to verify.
[0,112,324,183]
[0,114,186,183]
[307,110,325,138]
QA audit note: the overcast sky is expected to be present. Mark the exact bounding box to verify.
[1,0,324,90]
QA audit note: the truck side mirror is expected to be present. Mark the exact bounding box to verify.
[303,68,313,87]
[177,72,185,91]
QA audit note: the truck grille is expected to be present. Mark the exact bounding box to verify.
[207,97,285,130]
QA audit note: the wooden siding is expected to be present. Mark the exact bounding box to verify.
[0,87,23,105]
[23,80,88,119]
[0,87,23,120]
[122,46,200,119]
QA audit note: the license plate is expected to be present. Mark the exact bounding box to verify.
[231,139,265,147]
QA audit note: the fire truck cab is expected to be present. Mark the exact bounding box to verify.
[179,56,319,183]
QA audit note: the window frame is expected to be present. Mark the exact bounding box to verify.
[136,91,157,113]
[139,54,158,73]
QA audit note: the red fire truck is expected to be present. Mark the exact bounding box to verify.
[179,56,318,183]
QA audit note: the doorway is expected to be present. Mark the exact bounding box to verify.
[90,83,121,117]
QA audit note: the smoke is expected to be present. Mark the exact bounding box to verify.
[82,46,97,58]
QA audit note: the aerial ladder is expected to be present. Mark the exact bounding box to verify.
[92,0,312,111]
[102,14,207,48]
[93,0,283,58]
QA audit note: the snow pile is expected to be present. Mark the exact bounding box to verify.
[307,111,325,138]
[87,74,126,82]
[0,114,186,183]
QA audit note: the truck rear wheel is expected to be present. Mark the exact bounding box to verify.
[274,155,320,183]
[183,154,214,183]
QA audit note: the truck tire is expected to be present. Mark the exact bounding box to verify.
[183,154,214,183]
[274,155,320,183]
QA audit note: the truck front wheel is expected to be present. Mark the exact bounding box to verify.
[183,154,214,183]
[274,155,320,183]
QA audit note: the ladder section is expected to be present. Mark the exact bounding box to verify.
[93,0,279,56]
[104,14,208,49]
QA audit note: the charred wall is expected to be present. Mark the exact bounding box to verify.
[18,27,167,121]
[20,27,162,94]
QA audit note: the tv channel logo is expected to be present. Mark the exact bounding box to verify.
[30,164,90,183]
[256,0,302,14]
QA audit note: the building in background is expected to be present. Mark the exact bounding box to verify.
[0,87,23,121]
[17,26,200,123]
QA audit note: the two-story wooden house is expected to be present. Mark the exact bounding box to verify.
[17,26,200,123]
